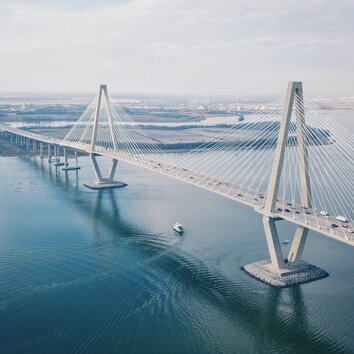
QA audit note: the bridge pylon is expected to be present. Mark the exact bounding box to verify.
[242,81,329,287]
[264,82,310,272]
[84,84,127,190]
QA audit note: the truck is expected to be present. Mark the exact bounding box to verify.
[336,215,349,223]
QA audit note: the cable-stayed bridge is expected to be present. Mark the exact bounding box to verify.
[1,82,353,286]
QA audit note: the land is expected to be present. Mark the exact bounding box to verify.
[0,93,352,152]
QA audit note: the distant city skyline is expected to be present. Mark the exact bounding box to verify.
[0,0,353,97]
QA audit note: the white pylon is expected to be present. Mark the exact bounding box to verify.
[85,84,127,190]
[263,81,312,272]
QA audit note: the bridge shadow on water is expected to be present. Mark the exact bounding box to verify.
[18,155,347,353]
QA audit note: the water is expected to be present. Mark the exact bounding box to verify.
[0,152,353,353]
[5,115,239,129]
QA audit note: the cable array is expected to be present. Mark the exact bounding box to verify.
[63,90,170,169]
[63,89,353,242]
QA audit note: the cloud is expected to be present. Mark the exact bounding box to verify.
[0,0,353,95]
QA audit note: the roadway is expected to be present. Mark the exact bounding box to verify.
[0,123,353,247]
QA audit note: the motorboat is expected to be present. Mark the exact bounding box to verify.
[282,240,290,245]
[173,222,184,234]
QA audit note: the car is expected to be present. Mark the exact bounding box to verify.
[323,226,330,230]
[347,229,354,233]
[285,208,291,212]
[305,211,311,215]
[295,211,300,214]
[342,224,349,228]
[237,193,243,197]
[287,202,292,206]
[258,194,264,199]
[277,208,283,212]
[330,223,338,228]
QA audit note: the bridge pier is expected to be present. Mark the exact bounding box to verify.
[64,148,68,167]
[261,215,313,273]
[54,145,65,167]
[62,149,81,171]
[47,143,52,163]
[287,226,308,265]
[242,81,328,287]
[262,216,285,272]
[243,214,328,287]
[84,153,127,190]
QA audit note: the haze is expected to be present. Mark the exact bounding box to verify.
[0,0,353,96]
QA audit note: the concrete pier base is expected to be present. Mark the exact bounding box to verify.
[62,166,81,171]
[241,259,328,288]
[83,181,127,190]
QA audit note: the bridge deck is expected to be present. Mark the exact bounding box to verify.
[1,123,353,247]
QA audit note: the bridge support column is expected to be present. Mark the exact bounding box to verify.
[63,148,68,167]
[287,226,308,266]
[261,217,311,272]
[75,150,78,168]
[263,216,285,272]
[54,145,65,167]
[40,142,43,159]
[48,144,52,163]
[62,149,81,171]
[84,153,127,190]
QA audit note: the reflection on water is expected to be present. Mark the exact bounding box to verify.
[0,154,353,353]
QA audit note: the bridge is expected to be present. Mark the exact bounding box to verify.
[1,82,353,287]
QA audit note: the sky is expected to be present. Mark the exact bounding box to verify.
[0,0,353,96]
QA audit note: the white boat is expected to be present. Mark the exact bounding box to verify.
[173,222,184,234]
[282,240,290,245]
